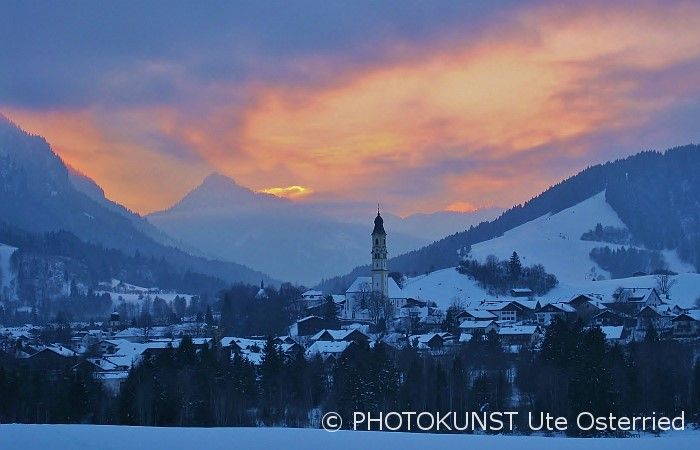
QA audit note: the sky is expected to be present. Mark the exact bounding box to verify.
[2,0,700,216]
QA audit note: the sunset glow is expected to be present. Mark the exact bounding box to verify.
[3,1,700,215]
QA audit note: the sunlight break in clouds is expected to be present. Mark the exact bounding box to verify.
[261,185,314,199]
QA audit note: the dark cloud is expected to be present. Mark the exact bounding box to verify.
[0,0,520,108]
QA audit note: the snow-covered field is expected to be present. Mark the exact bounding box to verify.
[0,425,698,450]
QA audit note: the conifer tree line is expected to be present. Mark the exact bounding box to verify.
[1,319,700,436]
[456,252,558,295]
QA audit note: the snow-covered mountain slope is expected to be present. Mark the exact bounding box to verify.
[0,243,17,300]
[397,192,699,310]
[468,191,693,284]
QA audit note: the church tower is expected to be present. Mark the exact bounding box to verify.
[371,206,389,300]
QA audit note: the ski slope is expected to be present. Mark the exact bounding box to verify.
[0,424,696,450]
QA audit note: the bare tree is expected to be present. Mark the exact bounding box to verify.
[655,273,677,297]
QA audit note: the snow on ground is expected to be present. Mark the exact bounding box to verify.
[467,191,694,284]
[0,425,698,450]
[94,279,195,306]
[402,267,492,309]
[540,272,700,309]
[0,242,17,299]
[402,266,700,310]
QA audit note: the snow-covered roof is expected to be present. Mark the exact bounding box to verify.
[302,290,324,297]
[675,309,700,321]
[459,320,496,330]
[538,302,576,313]
[43,345,78,358]
[220,337,266,350]
[295,315,323,324]
[600,326,624,340]
[305,341,351,359]
[346,276,404,299]
[498,325,539,336]
[409,333,443,344]
[310,329,367,342]
[461,309,497,319]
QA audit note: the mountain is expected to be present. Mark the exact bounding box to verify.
[147,174,419,285]
[319,145,700,292]
[0,115,273,286]
[147,173,499,285]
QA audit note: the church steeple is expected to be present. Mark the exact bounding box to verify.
[371,204,389,299]
[372,205,386,236]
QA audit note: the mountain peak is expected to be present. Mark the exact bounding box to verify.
[200,172,242,189]
[153,172,284,215]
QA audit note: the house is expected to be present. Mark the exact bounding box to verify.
[408,333,445,351]
[301,290,325,302]
[636,305,674,331]
[309,328,369,344]
[305,340,353,360]
[671,310,700,337]
[289,315,327,337]
[535,302,577,325]
[591,309,626,326]
[599,326,626,344]
[456,309,497,322]
[458,319,499,335]
[477,300,533,322]
[497,325,542,348]
[567,294,607,322]
[607,287,664,314]
[94,339,120,356]
[24,345,79,370]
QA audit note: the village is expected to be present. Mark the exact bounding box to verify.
[1,210,699,398]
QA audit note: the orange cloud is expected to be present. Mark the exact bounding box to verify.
[237,2,700,212]
[4,2,700,216]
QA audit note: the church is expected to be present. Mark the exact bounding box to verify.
[341,208,407,321]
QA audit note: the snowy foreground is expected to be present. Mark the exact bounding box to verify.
[1,425,699,450]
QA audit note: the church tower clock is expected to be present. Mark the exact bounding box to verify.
[371,206,389,300]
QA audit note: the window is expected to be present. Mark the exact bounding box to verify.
[375,238,379,244]
[500,310,516,322]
